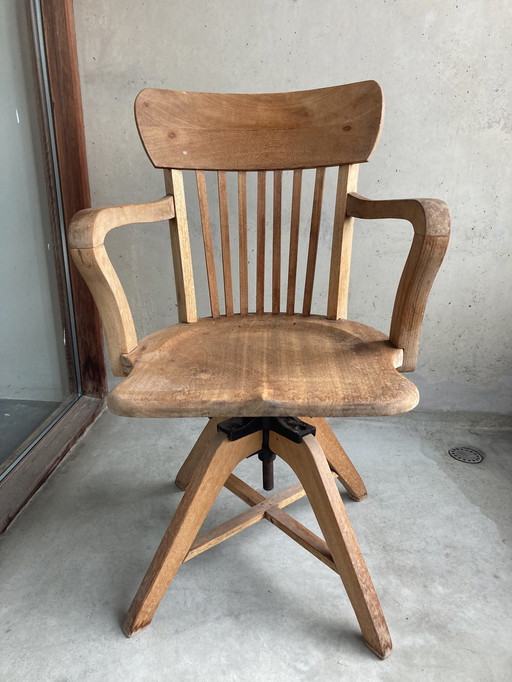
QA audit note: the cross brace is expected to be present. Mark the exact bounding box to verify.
[122,417,391,659]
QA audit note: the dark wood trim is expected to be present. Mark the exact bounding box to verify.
[40,0,107,397]
[0,2,108,533]
[0,396,105,534]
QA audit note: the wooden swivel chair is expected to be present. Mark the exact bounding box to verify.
[68,81,450,659]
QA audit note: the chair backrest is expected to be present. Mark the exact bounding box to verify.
[135,81,384,322]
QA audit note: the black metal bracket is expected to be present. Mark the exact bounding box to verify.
[217,417,316,491]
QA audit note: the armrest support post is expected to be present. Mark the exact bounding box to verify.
[347,193,450,371]
[68,196,175,375]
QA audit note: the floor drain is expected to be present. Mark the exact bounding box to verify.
[448,446,484,464]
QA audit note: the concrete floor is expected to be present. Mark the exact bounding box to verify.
[1,410,511,681]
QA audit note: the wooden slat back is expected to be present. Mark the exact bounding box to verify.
[136,82,383,170]
[327,164,360,319]
[286,170,303,314]
[272,171,283,315]
[302,167,326,316]
[195,170,220,317]
[238,172,249,315]
[217,171,234,316]
[163,169,197,322]
[165,165,359,320]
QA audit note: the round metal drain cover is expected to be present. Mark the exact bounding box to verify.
[448,446,484,464]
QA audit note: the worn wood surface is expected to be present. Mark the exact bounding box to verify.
[70,246,137,375]
[195,171,220,317]
[164,170,198,323]
[302,167,326,316]
[270,432,392,659]
[123,430,261,637]
[184,479,308,561]
[347,194,450,370]
[327,164,360,320]
[135,81,384,170]
[111,314,418,418]
[301,417,367,501]
[224,472,338,572]
[286,169,303,315]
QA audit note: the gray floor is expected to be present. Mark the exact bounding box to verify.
[1,410,511,681]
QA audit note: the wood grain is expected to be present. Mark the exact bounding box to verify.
[217,171,234,315]
[42,0,106,396]
[123,430,261,636]
[135,82,384,170]
[196,171,220,317]
[346,194,450,370]
[327,164,359,320]
[256,171,266,313]
[272,170,283,314]
[164,170,197,323]
[238,171,249,315]
[286,169,303,314]
[270,432,392,659]
[70,245,137,376]
[302,167,326,315]
[112,314,418,418]
[302,417,367,501]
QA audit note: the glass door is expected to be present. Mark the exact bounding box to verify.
[0,0,80,480]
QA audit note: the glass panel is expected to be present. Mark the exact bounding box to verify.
[0,1,78,474]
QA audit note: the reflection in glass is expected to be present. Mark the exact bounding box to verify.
[0,1,78,472]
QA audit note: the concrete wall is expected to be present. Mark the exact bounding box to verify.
[74,0,512,414]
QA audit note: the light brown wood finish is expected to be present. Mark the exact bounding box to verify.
[112,315,418,418]
[70,246,137,375]
[68,195,175,248]
[256,171,267,313]
[303,417,367,501]
[216,171,234,316]
[302,167,326,316]
[272,170,283,314]
[238,171,249,315]
[164,170,197,323]
[184,479,308,561]
[196,171,220,317]
[224,473,337,572]
[68,196,175,375]
[346,194,450,370]
[135,82,384,170]
[176,417,367,502]
[174,417,223,490]
[327,164,360,320]
[123,430,261,637]
[286,169,303,315]
[270,432,392,659]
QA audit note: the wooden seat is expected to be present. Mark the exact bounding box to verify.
[68,81,450,660]
[110,315,418,418]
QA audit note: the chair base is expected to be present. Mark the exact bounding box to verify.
[122,417,391,660]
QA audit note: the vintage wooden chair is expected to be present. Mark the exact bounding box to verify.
[68,81,450,659]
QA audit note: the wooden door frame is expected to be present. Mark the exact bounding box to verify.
[0,0,106,533]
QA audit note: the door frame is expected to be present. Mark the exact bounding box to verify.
[0,0,106,533]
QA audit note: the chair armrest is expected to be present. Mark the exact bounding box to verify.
[347,193,450,371]
[68,196,175,375]
[68,195,175,248]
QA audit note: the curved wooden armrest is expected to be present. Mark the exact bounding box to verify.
[68,196,175,376]
[347,193,450,371]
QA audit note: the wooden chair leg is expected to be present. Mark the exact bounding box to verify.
[123,429,261,637]
[303,417,367,501]
[174,417,223,490]
[269,431,392,659]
